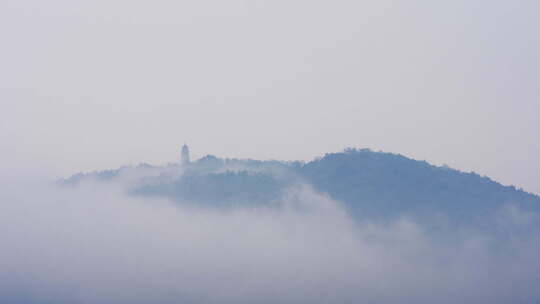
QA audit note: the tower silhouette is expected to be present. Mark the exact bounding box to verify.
[181,143,190,165]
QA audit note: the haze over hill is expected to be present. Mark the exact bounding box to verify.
[1,146,539,303]
[64,147,540,230]
[3,0,540,302]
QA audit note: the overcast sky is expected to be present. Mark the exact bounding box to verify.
[1,0,539,193]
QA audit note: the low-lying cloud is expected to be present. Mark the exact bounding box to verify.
[1,178,540,304]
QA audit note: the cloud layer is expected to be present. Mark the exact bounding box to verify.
[2,178,540,304]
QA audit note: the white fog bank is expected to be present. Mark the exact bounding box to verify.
[1,179,540,304]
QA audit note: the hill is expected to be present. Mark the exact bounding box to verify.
[299,148,539,221]
[64,149,540,222]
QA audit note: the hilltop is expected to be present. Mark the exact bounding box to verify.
[64,148,540,222]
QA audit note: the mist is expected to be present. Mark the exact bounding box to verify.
[2,0,540,302]
[2,175,540,304]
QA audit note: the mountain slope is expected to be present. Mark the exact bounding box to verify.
[298,148,540,220]
[63,149,540,222]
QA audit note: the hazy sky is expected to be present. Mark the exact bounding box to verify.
[1,0,539,193]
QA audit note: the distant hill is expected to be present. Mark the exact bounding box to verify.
[298,148,540,221]
[63,148,540,222]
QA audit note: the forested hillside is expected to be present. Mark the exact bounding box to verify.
[299,149,540,220]
[64,149,540,222]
